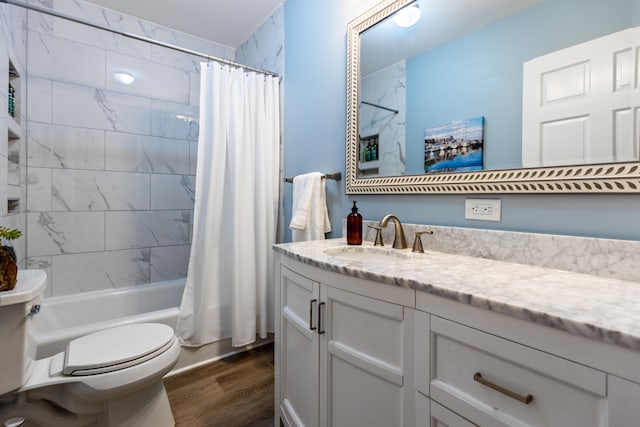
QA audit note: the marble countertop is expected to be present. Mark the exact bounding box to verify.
[274,238,640,352]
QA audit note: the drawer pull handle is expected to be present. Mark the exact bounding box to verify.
[473,372,533,405]
[318,302,326,334]
[309,299,317,331]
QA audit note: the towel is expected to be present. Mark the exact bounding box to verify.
[289,172,332,242]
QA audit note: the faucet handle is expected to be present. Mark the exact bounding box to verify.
[412,231,434,253]
[367,224,384,246]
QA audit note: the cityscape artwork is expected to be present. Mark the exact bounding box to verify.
[424,116,484,173]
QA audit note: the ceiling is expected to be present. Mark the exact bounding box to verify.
[84,0,283,48]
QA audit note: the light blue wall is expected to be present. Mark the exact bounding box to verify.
[405,0,635,174]
[283,0,640,242]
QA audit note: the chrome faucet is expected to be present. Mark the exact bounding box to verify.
[378,214,407,249]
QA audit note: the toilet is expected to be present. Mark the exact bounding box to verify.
[0,270,180,427]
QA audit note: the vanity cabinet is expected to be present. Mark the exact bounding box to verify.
[417,291,640,427]
[275,248,640,427]
[276,256,416,427]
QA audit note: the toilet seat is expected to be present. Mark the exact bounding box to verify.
[62,323,175,376]
[21,322,180,394]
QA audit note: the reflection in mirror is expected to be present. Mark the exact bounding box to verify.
[358,0,639,179]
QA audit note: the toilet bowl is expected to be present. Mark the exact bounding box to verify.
[0,270,180,427]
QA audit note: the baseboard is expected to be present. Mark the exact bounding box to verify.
[166,333,274,377]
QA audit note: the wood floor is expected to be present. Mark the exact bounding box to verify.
[164,343,275,427]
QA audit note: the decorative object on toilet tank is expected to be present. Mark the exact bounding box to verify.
[0,226,22,291]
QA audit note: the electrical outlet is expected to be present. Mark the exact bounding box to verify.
[465,198,501,221]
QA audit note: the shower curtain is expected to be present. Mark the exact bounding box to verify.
[176,62,280,347]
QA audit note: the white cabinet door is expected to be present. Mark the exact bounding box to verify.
[320,285,415,427]
[279,266,321,427]
[522,27,640,167]
[277,261,416,427]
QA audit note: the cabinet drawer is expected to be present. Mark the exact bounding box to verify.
[430,316,607,427]
[417,391,477,427]
[431,400,477,427]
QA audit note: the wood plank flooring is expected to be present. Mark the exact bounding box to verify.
[164,343,274,427]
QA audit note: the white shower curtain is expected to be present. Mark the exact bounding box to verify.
[176,62,280,347]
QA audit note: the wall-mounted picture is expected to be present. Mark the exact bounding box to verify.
[424,116,484,173]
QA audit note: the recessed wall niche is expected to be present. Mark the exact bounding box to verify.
[7,198,19,215]
[6,58,22,211]
[8,60,20,123]
[7,133,19,186]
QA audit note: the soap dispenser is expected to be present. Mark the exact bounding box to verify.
[347,201,362,245]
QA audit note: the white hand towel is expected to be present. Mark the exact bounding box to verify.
[289,172,332,242]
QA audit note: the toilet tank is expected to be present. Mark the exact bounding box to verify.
[0,270,47,395]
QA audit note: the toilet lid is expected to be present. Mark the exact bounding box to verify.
[63,323,175,376]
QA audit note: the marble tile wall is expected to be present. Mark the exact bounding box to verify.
[0,0,284,297]
[359,61,406,177]
[0,3,27,269]
[236,4,284,77]
[22,0,233,297]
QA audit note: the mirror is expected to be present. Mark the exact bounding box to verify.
[346,0,640,193]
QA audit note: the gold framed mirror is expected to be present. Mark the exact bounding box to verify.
[345,0,640,194]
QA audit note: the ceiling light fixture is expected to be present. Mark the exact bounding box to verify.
[113,71,135,85]
[393,3,421,28]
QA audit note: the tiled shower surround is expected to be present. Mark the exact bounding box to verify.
[359,60,406,177]
[12,0,284,297]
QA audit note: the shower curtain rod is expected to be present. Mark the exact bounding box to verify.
[1,0,279,78]
[361,101,399,114]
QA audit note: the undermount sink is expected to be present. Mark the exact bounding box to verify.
[323,245,413,262]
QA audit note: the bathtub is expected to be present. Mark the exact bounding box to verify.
[34,279,184,359]
[32,277,274,374]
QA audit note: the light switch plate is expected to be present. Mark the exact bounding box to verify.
[465,198,501,221]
